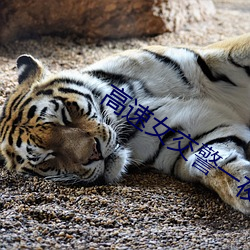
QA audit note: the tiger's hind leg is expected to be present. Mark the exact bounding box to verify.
[174,136,250,214]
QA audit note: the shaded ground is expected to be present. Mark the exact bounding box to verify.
[0,0,250,249]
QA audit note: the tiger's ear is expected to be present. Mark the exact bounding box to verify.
[17,55,44,86]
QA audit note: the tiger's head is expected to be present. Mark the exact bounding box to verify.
[0,55,130,185]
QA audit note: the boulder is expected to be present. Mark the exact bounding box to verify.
[0,0,215,44]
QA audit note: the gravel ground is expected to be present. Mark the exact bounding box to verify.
[0,0,250,249]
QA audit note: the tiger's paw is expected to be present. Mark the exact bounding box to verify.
[205,163,250,215]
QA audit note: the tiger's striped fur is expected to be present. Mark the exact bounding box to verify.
[1,34,250,214]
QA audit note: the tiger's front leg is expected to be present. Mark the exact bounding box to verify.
[174,143,250,215]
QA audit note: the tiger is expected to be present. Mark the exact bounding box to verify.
[1,33,250,214]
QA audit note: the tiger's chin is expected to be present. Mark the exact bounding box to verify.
[103,145,131,184]
[44,145,131,187]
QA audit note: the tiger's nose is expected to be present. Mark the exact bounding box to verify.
[89,138,103,161]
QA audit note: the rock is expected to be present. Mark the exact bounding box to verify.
[0,0,215,44]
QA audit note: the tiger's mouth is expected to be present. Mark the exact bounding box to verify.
[82,138,120,166]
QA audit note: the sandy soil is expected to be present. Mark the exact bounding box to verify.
[0,0,250,249]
